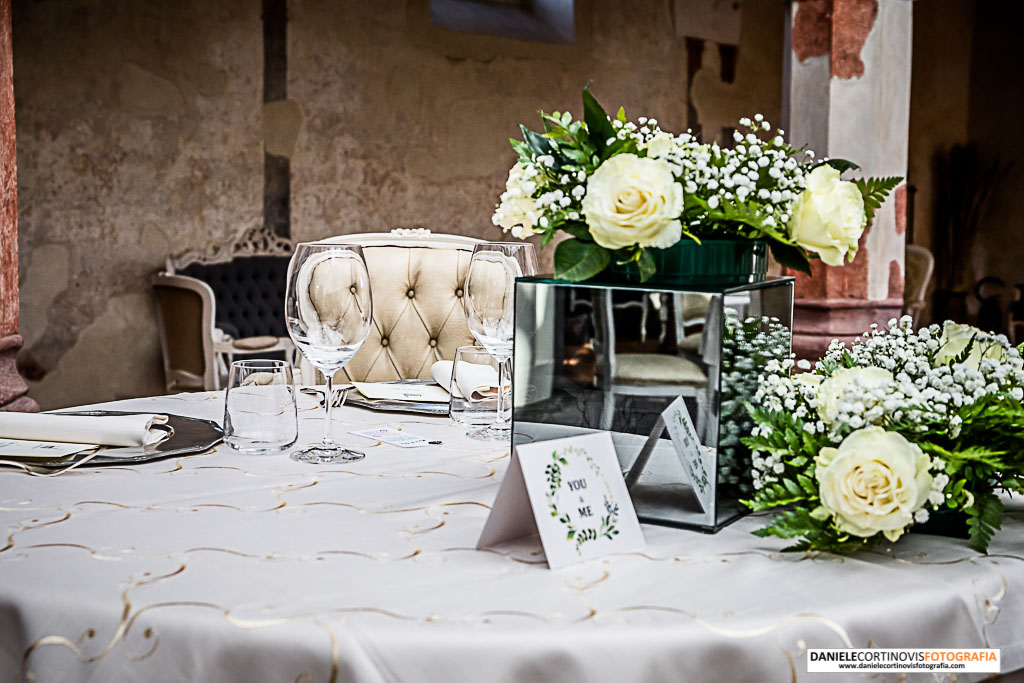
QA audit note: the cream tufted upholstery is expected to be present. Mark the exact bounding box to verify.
[319,231,483,382]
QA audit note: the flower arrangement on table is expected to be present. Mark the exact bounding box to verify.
[493,87,901,282]
[745,318,1024,554]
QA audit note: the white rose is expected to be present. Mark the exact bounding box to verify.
[815,426,932,541]
[789,165,866,266]
[816,366,893,423]
[582,154,683,250]
[934,322,1023,371]
[643,132,675,159]
[494,162,543,237]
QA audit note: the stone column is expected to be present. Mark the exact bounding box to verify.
[783,0,912,358]
[0,0,38,412]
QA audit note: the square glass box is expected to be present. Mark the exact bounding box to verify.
[512,275,794,532]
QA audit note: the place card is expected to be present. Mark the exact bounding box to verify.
[348,427,435,448]
[350,381,450,403]
[661,396,715,514]
[0,438,97,460]
[478,432,644,569]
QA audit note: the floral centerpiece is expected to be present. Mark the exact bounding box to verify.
[745,318,1024,553]
[493,87,901,282]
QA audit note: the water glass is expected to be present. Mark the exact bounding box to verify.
[223,360,298,453]
[449,346,501,427]
[462,242,538,441]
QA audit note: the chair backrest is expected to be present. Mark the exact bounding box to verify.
[904,245,935,305]
[323,230,483,381]
[151,273,217,391]
[179,256,291,339]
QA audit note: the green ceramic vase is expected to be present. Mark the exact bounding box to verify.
[601,239,769,286]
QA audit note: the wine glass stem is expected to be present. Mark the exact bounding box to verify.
[495,357,512,429]
[322,371,337,448]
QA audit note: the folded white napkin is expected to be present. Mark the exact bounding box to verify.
[0,413,170,447]
[430,360,500,401]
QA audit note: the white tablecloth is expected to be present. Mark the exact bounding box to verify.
[1,391,1022,683]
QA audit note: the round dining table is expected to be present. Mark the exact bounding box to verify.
[1,390,1022,682]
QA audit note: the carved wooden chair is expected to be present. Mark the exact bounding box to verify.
[151,226,296,392]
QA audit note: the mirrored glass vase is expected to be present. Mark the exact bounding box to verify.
[512,275,794,532]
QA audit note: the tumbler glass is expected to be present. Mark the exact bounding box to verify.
[223,359,298,453]
[448,346,502,428]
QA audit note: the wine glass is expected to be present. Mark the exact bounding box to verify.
[285,242,373,463]
[462,242,538,441]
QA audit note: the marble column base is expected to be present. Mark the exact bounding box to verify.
[0,334,39,412]
[792,297,904,360]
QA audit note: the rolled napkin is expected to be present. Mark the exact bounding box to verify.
[0,412,170,447]
[430,360,500,401]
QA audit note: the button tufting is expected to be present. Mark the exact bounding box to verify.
[455,288,463,297]
[407,289,415,298]
[429,338,438,347]
[380,337,389,347]
[349,285,356,294]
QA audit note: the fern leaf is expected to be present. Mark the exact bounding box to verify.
[854,176,902,227]
[966,493,1003,554]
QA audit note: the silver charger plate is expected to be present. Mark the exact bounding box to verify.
[27,410,224,469]
[303,380,450,416]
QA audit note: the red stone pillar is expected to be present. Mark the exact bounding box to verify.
[0,0,38,412]
[784,0,911,358]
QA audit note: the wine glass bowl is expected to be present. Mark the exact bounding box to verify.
[285,243,373,463]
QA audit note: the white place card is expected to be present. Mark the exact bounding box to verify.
[0,438,96,460]
[662,396,716,515]
[478,432,644,569]
[350,381,450,403]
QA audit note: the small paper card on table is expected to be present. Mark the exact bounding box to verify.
[662,396,716,515]
[478,432,644,569]
[0,438,97,460]
[350,381,450,403]
[349,427,432,448]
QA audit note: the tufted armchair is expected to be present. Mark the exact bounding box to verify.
[316,230,483,383]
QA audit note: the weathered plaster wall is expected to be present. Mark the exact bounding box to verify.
[288,0,783,247]
[15,0,784,409]
[14,0,263,409]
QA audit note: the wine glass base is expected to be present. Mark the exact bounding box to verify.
[467,425,511,443]
[291,445,365,464]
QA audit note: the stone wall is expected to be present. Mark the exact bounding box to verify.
[14,0,783,409]
[15,0,263,408]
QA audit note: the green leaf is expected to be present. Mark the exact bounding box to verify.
[520,124,554,158]
[561,221,592,242]
[616,106,627,123]
[637,249,656,282]
[814,158,861,174]
[554,238,611,282]
[582,86,617,159]
[966,493,1003,553]
[509,138,531,161]
[768,240,812,275]
[561,148,590,164]
[854,176,902,227]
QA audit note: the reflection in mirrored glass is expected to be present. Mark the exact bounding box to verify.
[513,277,794,532]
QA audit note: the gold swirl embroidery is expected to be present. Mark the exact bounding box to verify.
[22,562,188,679]
[0,512,72,555]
